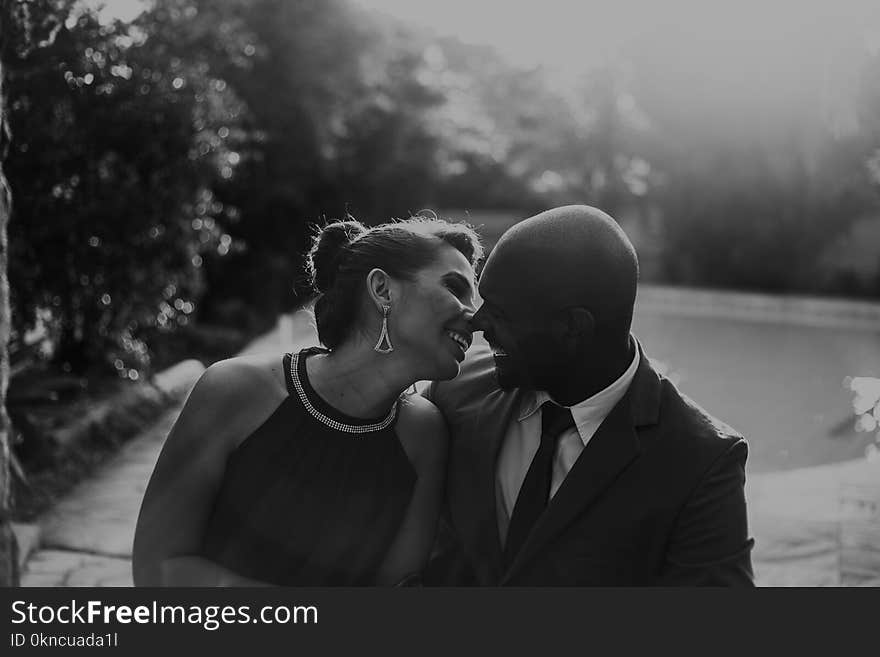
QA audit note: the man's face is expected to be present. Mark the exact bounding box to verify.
[469,255,563,391]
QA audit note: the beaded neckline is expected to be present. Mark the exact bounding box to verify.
[289,350,398,434]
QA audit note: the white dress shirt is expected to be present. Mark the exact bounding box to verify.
[495,346,640,545]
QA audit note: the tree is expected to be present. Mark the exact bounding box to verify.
[159,0,459,317]
[0,0,78,590]
[0,0,16,588]
[612,19,880,296]
[5,4,247,376]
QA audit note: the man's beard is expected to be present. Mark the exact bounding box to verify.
[492,353,527,390]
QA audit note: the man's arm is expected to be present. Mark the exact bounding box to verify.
[421,510,479,586]
[656,439,756,586]
[417,380,480,586]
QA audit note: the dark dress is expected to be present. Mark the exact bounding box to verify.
[201,347,416,585]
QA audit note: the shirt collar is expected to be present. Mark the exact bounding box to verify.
[516,339,641,445]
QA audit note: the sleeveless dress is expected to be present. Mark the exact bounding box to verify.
[200,347,416,585]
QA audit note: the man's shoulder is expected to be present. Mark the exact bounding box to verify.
[653,371,747,460]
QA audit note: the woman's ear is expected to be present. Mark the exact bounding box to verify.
[366,268,393,308]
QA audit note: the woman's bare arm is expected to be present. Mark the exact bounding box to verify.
[374,395,449,586]
[158,556,272,587]
[132,357,287,586]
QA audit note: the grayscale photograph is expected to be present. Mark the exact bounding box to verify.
[1,0,879,590]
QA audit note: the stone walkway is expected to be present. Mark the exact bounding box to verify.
[747,458,880,586]
[20,408,180,586]
[15,312,880,587]
[17,312,318,587]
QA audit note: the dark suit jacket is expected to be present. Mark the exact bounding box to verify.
[424,340,755,586]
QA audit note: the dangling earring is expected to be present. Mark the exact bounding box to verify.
[374,304,394,354]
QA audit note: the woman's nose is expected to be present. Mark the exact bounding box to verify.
[460,296,477,318]
[461,305,475,327]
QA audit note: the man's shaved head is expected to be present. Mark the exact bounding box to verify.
[470,205,639,402]
[483,205,638,341]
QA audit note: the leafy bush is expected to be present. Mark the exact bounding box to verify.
[6,7,247,376]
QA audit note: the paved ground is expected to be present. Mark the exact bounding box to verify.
[17,312,318,587]
[16,309,880,587]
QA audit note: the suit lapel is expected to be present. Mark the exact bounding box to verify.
[502,345,660,583]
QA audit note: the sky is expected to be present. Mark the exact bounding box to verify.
[351,0,880,75]
[96,0,880,126]
[99,1,880,74]
[348,0,880,138]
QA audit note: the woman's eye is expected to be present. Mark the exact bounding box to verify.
[446,281,464,297]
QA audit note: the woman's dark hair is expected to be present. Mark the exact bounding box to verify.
[305,215,483,349]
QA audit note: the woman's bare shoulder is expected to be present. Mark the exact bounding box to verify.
[174,353,290,450]
[199,352,287,397]
[395,394,448,470]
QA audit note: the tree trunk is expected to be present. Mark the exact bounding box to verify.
[0,4,22,587]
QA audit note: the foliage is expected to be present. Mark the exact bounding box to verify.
[667,125,878,297]
[6,4,247,375]
[190,0,457,312]
[6,0,880,382]
[616,26,880,295]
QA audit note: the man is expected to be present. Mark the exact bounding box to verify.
[424,205,754,586]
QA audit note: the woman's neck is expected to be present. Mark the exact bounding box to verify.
[305,339,412,419]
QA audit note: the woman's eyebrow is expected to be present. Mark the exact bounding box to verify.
[442,271,475,296]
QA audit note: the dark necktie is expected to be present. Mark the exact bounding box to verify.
[504,402,575,566]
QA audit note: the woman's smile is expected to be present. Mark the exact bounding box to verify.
[445,328,472,359]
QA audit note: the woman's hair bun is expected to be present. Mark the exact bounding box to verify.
[307,219,368,293]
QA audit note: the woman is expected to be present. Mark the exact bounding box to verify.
[132,216,482,586]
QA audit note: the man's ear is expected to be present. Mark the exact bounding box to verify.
[566,307,594,337]
[366,268,393,308]
[554,306,594,351]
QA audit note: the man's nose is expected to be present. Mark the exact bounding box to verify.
[468,305,486,333]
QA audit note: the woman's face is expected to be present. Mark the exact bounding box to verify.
[388,244,477,381]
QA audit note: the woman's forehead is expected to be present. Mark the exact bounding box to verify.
[424,243,474,277]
